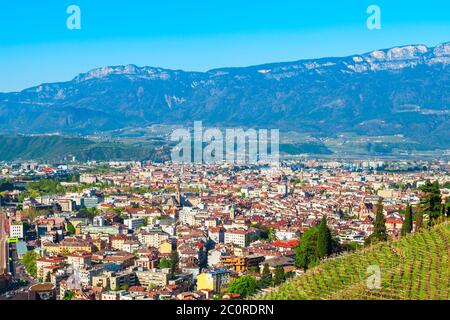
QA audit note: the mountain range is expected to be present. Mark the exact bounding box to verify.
[0,42,449,149]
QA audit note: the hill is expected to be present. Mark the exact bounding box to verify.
[0,42,449,150]
[259,222,449,300]
[0,135,167,162]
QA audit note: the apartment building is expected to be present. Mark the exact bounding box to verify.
[196,269,230,293]
[224,229,256,247]
[135,268,170,287]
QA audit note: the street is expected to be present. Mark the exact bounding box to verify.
[0,213,8,275]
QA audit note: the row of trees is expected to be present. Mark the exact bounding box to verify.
[295,180,448,270]
[368,180,448,244]
[400,180,448,237]
[260,264,288,287]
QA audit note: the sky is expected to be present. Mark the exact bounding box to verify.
[0,0,449,92]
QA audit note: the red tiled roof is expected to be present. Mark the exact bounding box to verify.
[272,239,299,248]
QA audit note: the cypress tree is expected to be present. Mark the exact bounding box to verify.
[317,216,332,259]
[366,199,387,244]
[415,209,424,232]
[420,180,442,226]
[401,204,413,236]
[261,263,272,287]
[273,266,285,286]
[169,252,179,276]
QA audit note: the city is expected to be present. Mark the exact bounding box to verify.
[0,159,448,300]
[0,0,449,312]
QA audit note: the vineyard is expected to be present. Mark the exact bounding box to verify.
[260,221,449,300]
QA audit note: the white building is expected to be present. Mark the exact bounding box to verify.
[10,223,24,239]
[224,229,255,247]
[124,218,145,230]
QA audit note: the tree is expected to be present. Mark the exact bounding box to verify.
[295,227,319,270]
[260,263,272,288]
[169,252,179,276]
[247,266,259,273]
[226,275,258,298]
[158,258,171,269]
[66,222,76,235]
[63,290,75,300]
[366,199,387,245]
[415,209,424,232]
[441,204,446,218]
[21,251,38,278]
[419,180,442,226]
[273,266,285,286]
[45,272,51,283]
[401,204,413,236]
[267,227,276,242]
[317,216,332,259]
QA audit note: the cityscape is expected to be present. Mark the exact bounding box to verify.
[0,0,449,309]
[0,158,448,300]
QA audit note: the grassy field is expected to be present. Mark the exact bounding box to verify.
[259,221,449,300]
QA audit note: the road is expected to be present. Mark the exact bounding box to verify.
[0,214,8,274]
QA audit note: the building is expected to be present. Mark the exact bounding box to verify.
[220,254,265,273]
[122,240,140,253]
[137,230,170,248]
[92,271,137,290]
[93,215,105,227]
[224,229,256,247]
[110,234,127,251]
[80,224,121,236]
[196,269,230,293]
[79,267,103,286]
[80,174,98,184]
[261,256,296,273]
[124,218,145,231]
[101,291,123,300]
[28,283,57,300]
[36,257,65,280]
[10,222,24,239]
[81,197,99,209]
[57,199,75,212]
[67,252,92,269]
[135,268,171,287]
[159,241,173,254]
[208,227,224,244]
[43,240,96,255]
[109,271,137,290]
[134,256,158,270]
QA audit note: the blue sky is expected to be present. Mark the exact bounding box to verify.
[0,0,449,92]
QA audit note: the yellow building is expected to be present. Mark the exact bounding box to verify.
[197,269,230,293]
[159,241,173,254]
[43,241,95,255]
[220,254,265,273]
